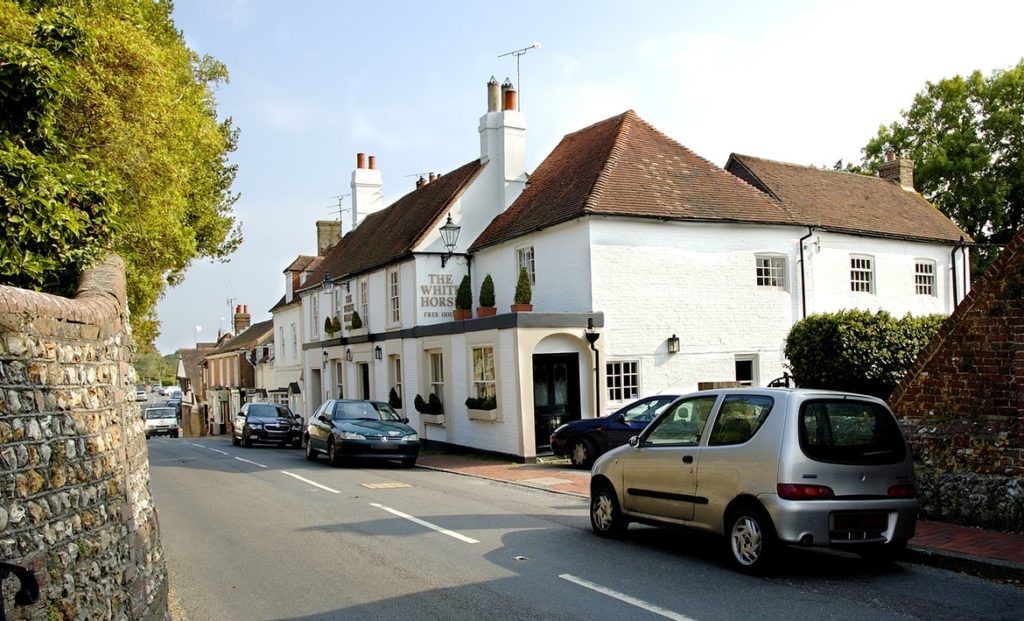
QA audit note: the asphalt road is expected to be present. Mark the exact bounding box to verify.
[148,437,1024,621]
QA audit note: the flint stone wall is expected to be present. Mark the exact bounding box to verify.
[891,232,1024,534]
[0,255,168,620]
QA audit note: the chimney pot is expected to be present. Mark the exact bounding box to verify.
[501,78,517,111]
[416,176,426,189]
[487,76,500,112]
[368,155,376,170]
[429,172,437,182]
[356,153,366,169]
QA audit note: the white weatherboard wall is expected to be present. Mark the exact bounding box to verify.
[803,232,964,317]
[472,220,593,313]
[590,219,798,406]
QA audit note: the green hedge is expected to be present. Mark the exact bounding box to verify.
[784,310,945,399]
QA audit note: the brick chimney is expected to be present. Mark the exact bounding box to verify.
[878,152,915,191]
[349,152,383,235]
[233,304,251,333]
[316,220,341,255]
[479,76,527,213]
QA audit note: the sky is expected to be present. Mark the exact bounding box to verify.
[156,0,1024,354]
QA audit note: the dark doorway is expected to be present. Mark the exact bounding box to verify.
[533,353,581,451]
[359,364,370,400]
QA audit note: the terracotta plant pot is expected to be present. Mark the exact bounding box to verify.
[453,309,472,320]
[510,303,533,312]
[477,307,497,317]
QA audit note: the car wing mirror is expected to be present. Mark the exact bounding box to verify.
[318,413,331,423]
[616,414,626,424]
[628,435,640,448]
[400,417,410,424]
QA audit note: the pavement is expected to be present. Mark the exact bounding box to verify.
[417,452,1024,583]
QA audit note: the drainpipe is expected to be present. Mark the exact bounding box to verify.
[584,318,601,416]
[950,236,965,308]
[798,227,815,319]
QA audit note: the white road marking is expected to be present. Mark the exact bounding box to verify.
[234,457,267,468]
[210,448,228,455]
[559,574,698,621]
[370,503,479,544]
[281,471,341,494]
[190,443,204,448]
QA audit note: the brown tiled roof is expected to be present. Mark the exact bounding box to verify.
[209,319,274,355]
[471,111,798,250]
[284,255,318,273]
[726,154,971,243]
[301,159,484,290]
[268,294,292,313]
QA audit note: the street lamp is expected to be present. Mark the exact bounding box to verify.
[438,214,460,267]
[374,345,383,360]
[667,334,680,354]
[322,272,334,294]
[345,348,353,362]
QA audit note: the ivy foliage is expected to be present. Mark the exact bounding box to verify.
[0,0,241,346]
[857,59,1024,276]
[784,310,945,399]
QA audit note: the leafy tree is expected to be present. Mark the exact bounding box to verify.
[0,0,241,346]
[858,59,1024,276]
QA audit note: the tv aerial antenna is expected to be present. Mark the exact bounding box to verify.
[498,42,541,108]
[325,194,351,221]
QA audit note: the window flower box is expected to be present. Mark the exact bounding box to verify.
[422,413,445,425]
[467,408,499,422]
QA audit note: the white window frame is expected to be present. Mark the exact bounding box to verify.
[915,259,936,296]
[471,346,496,401]
[387,268,401,325]
[606,360,639,403]
[516,245,536,285]
[428,351,444,404]
[278,327,286,359]
[311,295,320,338]
[850,255,875,294]
[290,324,297,361]
[335,361,344,400]
[735,355,758,387]
[390,356,402,403]
[755,254,787,290]
[358,278,369,326]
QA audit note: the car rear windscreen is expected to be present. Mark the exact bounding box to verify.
[798,399,907,465]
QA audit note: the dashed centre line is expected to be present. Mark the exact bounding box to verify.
[281,471,341,494]
[370,503,479,544]
[559,574,698,621]
[234,456,267,468]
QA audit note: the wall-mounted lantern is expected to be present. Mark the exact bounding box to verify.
[438,214,460,267]
[667,334,680,354]
[374,345,383,360]
[322,350,328,366]
[345,348,353,362]
[322,272,334,294]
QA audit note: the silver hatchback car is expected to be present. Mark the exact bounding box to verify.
[590,388,917,572]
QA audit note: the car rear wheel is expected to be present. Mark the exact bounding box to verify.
[569,439,596,469]
[725,505,777,574]
[590,484,627,537]
[304,436,317,462]
[231,434,240,446]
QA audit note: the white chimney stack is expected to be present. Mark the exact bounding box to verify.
[349,152,383,234]
[479,77,526,212]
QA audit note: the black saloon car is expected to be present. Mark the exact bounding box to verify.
[305,399,419,467]
[232,402,302,448]
[550,393,679,468]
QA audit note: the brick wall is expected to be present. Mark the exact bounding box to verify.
[890,232,1024,533]
[0,255,168,620]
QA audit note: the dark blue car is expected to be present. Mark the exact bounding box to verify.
[550,394,679,468]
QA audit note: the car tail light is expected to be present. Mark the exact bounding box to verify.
[887,484,915,498]
[777,484,835,500]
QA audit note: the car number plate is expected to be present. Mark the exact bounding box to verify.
[832,512,888,531]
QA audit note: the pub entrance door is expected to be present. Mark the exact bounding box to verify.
[532,353,581,451]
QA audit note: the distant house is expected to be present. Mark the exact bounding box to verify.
[288,79,970,461]
[269,254,323,419]
[202,306,273,434]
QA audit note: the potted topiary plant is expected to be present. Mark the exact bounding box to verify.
[324,316,336,338]
[454,275,472,320]
[477,274,496,317]
[414,393,445,424]
[349,310,363,330]
[388,387,403,410]
[466,394,499,421]
[511,266,533,312]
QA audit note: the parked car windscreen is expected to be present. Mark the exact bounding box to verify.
[146,408,176,419]
[330,401,401,422]
[798,399,907,465]
[248,403,292,419]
